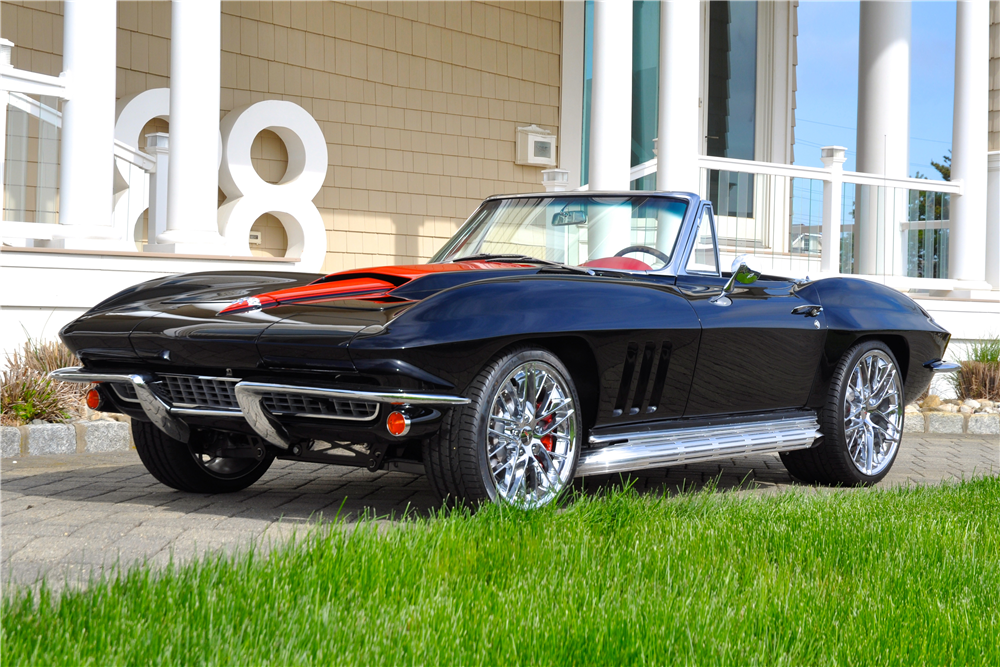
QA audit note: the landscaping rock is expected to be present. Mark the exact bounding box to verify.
[25,424,76,456]
[928,412,965,434]
[922,395,942,409]
[963,399,982,410]
[959,406,974,414]
[1,427,21,458]
[77,421,132,453]
[967,414,1000,435]
[979,400,995,409]
[903,413,927,433]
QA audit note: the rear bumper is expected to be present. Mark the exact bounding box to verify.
[923,359,961,374]
[49,367,468,448]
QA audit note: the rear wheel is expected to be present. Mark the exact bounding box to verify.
[780,340,904,486]
[133,421,275,493]
[423,347,582,508]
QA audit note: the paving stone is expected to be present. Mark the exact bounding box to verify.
[1,427,21,458]
[78,421,132,453]
[25,424,76,456]
[927,412,966,434]
[967,414,1000,435]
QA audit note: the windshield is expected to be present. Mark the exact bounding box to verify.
[431,195,689,271]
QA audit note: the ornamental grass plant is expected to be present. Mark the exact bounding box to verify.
[0,337,84,426]
[950,336,1000,401]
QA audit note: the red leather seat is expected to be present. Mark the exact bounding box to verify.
[580,257,652,271]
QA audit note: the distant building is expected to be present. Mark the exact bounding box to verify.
[1,1,997,355]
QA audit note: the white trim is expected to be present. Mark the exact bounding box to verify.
[559,0,585,188]
[0,66,69,98]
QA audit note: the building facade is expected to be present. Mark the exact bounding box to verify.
[1,0,998,358]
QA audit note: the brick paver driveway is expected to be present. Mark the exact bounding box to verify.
[3,434,997,592]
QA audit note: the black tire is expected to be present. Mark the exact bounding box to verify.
[780,340,905,486]
[132,421,275,493]
[423,347,583,507]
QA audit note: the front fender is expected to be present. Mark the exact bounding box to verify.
[349,275,702,406]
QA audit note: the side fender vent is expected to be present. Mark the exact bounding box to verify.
[612,342,672,417]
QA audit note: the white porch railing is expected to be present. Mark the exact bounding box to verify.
[693,153,961,290]
[571,150,963,291]
[1,51,159,248]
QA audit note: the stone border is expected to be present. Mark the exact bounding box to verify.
[2,410,993,460]
[1,421,133,458]
[904,411,999,435]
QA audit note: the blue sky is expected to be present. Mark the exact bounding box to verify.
[793,0,956,180]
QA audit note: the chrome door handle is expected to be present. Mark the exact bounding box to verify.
[791,304,823,317]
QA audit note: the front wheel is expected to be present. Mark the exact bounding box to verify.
[781,340,904,486]
[133,421,275,493]
[423,347,582,508]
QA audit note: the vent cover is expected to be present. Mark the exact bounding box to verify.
[612,342,672,417]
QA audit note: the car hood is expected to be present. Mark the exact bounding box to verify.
[218,261,538,315]
[63,263,539,372]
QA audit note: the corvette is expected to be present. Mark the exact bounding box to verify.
[52,192,957,507]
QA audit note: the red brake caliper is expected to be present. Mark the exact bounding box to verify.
[539,410,555,452]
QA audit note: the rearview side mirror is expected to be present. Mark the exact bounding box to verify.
[710,254,762,306]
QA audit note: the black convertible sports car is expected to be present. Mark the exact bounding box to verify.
[53,192,957,507]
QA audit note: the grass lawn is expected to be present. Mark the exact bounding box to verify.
[4,477,999,666]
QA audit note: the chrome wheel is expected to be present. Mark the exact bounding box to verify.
[843,349,903,477]
[486,361,579,508]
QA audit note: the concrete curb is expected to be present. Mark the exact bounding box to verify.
[906,412,1000,436]
[1,421,133,458]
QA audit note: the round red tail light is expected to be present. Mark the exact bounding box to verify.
[86,388,102,410]
[386,411,410,437]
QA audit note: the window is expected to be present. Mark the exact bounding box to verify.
[706,0,758,218]
[685,209,719,275]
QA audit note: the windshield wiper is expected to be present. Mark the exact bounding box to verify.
[452,253,596,275]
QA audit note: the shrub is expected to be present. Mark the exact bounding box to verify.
[1,337,84,426]
[950,337,1000,401]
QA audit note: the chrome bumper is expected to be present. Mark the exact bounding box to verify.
[923,359,961,374]
[49,367,469,448]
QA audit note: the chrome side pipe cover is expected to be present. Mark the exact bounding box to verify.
[577,416,822,477]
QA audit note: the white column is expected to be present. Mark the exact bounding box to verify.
[948,0,990,283]
[149,0,225,253]
[559,0,586,188]
[986,152,1000,289]
[820,146,847,274]
[57,0,118,247]
[656,0,701,194]
[587,0,633,259]
[855,1,911,275]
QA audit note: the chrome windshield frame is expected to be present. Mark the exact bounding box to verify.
[430,191,706,278]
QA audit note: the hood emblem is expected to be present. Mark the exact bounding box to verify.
[224,296,262,313]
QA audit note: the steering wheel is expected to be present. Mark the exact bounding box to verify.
[614,245,670,266]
